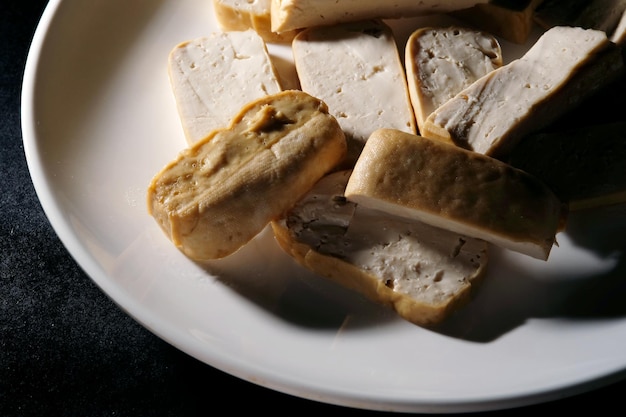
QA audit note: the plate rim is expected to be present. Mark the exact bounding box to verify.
[20,0,626,412]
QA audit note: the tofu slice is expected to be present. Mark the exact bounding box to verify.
[452,0,545,44]
[212,0,297,43]
[421,26,624,159]
[405,26,502,134]
[344,129,566,261]
[147,90,346,260]
[271,0,490,33]
[168,31,282,145]
[272,170,489,327]
[292,20,416,166]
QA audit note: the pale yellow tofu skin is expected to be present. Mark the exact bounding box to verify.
[212,0,297,43]
[345,129,566,261]
[271,0,490,33]
[147,91,346,260]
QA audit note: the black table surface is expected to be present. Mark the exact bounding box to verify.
[3,1,626,416]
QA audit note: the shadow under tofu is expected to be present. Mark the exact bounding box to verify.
[436,203,626,342]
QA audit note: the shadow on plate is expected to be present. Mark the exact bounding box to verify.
[198,227,398,330]
[438,203,626,341]
[199,204,626,341]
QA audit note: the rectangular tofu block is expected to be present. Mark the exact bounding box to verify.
[345,129,566,261]
[421,26,624,159]
[405,26,502,134]
[168,30,282,145]
[271,0,490,33]
[212,0,297,43]
[292,20,416,166]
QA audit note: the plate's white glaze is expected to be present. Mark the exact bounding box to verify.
[22,0,626,412]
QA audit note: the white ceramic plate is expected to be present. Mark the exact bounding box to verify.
[22,0,626,412]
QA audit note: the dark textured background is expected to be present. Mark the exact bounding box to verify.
[2,1,626,416]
